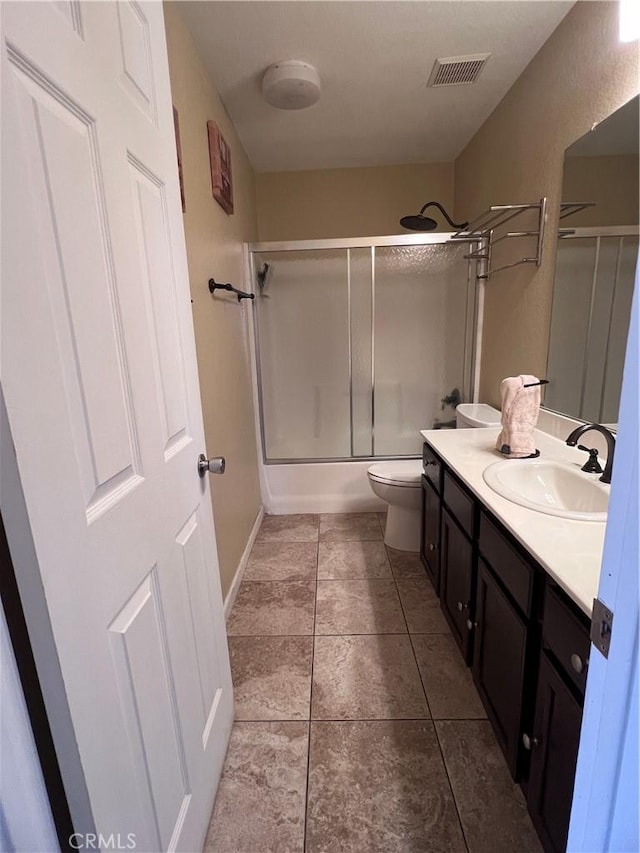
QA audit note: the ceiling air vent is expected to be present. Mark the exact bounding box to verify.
[428,53,490,87]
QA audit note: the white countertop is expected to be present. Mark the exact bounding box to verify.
[420,427,606,617]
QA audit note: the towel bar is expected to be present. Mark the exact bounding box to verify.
[208,278,254,302]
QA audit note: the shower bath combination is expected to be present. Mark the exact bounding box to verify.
[250,234,478,464]
[247,233,481,518]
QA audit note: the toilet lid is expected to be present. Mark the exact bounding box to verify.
[368,459,423,486]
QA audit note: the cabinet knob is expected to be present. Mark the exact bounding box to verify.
[457,601,469,612]
[466,618,477,631]
[428,543,438,552]
[570,653,587,674]
[522,733,539,750]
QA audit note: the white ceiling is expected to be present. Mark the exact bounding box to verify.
[180,1,574,173]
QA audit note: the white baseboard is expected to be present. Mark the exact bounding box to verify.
[223,505,264,622]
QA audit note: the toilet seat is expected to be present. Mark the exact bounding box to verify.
[367,459,422,488]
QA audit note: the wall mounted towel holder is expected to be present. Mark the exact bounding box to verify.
[450,198,548,280]
[208,278,254,302]
[209,278,255,302]
[450,199,595,281]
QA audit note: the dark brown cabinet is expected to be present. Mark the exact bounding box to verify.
[473,558,528,777]
[439,507,474,662]
[420,476,441,592]
[421,439,590,853]
[526,653,583,853]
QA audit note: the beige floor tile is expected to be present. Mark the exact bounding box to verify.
[396,576,449,633]
[204,722,308,853]
[315,579,406,634]
[386,546,426,579]
[244,541,317,581]
[319,513,383,542]
[412,634,486,719]
[317,541,391,580]
[311,634,429,720]
[436,720,543,853]
[378,512,387,533]
[227,581,315,636]
[306,720,466,853]
[256,513,319,543]
[229,636,313,720]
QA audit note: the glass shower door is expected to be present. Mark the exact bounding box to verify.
[254,249,351,460]
[373,243,473,455]
[253,238,475,462]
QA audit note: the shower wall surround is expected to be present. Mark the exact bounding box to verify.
[251,235,476,463]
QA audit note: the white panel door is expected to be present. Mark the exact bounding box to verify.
[1,2,233,850]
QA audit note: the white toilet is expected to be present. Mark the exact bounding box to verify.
[368,404,502,552]
[367,459,423,552]
[455,402,501,429]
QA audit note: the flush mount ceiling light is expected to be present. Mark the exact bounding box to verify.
[262,61,321,110]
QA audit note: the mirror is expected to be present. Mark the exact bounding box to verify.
[544,95,639,426]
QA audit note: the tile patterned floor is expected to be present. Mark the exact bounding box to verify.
[205,512,542,853]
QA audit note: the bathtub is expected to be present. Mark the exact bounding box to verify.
[261,459,391,514]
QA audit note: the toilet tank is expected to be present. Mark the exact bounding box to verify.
[456,403,501,429]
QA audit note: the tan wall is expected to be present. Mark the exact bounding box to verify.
[255,162,455,241]
[164,3,262,598]
[454,1,639,407]
[562,154,639,227]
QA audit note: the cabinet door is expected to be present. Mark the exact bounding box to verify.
[473,559,528,777]
[526,653,582,853]
[440,507,474,661]
[420,477,440,593]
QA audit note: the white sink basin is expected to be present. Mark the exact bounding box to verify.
[483,459,609,521]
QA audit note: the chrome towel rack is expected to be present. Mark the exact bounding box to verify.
[450,198,547,280]
[208,278,254,302]
[449,198,596,281]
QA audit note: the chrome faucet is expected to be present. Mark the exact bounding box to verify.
[566,423,616,484]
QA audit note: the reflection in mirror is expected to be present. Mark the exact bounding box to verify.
[545,96,639,426]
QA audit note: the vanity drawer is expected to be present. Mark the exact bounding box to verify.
[543,584,590,697]
[478,513,534,618]
[422,444,442,493]
[443,470,475,538]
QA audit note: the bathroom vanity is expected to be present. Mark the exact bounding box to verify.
[420,427,605,853]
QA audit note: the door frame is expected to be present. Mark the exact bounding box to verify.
[0,389,95,841]
[567,259,639,850]
[0,506,72,851]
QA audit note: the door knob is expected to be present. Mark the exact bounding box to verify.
[198,454,225,477]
